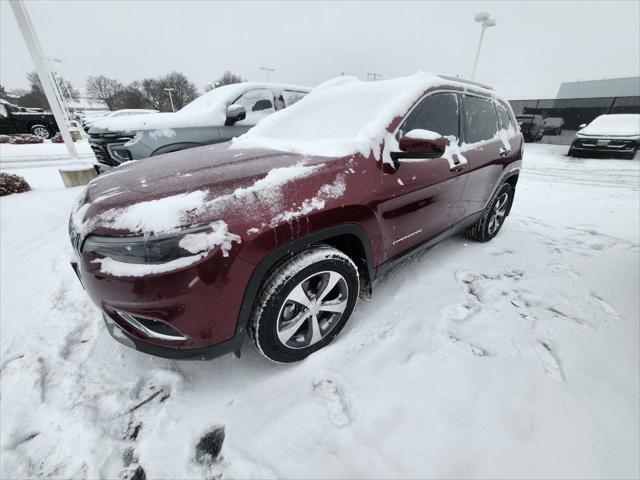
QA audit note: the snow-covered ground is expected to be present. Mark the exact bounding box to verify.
[1,144,638,479]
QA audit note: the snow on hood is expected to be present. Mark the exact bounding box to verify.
[90,82,309,133]
[71,158,323,237]
[231,72,503,160]
[580,114,640,137]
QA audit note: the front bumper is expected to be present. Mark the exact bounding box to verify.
[103,313,243,360]
[70,242,256,360]
[570,137,638,155]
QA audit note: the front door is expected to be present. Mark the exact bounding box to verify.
[220,88,277,140]
[377,92,468,260]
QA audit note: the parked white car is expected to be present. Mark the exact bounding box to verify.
[569,114,640,159]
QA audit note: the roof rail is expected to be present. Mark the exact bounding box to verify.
[438,75,494,91]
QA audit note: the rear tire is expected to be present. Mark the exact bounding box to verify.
[249,246,359,363]
[466,183,514,242]
[30,125,52,139]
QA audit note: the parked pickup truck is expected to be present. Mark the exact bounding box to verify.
[87,82,310,172]
[0,99,59,139]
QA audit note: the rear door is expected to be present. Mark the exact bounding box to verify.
[459,94,505,214]
[377,92,468,259]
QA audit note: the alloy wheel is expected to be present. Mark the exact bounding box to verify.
[276,270,349,349]
[488,192,509,235]
[32,127,50,139]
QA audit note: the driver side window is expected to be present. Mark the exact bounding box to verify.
[232,89,276,125]
[233,89,275,113]
[398,93,460,140]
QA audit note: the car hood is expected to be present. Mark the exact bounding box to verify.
[579,114,640,137]
[88,112,185,134]
[72,143,339,237]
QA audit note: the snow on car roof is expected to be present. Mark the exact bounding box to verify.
[580,114,640,137]
[231,72,502,159]
[90,82,310,132]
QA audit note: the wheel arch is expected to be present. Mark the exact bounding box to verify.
[234,223,375,337]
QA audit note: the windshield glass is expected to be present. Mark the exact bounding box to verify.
[178,84,248,114]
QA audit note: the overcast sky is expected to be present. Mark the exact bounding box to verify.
[1,0,639,99]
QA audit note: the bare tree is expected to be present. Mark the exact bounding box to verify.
[141,78,167,111]
[141,72,198,111]
[160,72,198,110]
[86,75,124,110]
[207,71,243,90]
[25,71,79,106]
[24,71,49,108]
[112,82,151,110]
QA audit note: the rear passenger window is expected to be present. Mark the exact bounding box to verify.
[399,93,459,140]
[283,90,307,107]
[495,102,514,131]
[464,95,499,143]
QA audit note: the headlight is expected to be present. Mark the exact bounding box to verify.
[83,224,215,264]
[107,143,132,162]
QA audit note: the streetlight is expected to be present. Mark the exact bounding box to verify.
[164,88,175,112]
[470,12,496,80]
[259,66,275,82]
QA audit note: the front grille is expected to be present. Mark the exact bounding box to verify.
[90,143,120,166]
[575,138,635,150]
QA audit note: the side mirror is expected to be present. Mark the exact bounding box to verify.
[225,104,246,126]
[578,123,587,129]
[389,129,447,167]
[398,129,446,154]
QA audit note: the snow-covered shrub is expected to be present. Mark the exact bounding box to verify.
[0,135,12,143]
[7,134,44,144]
[51,133,64,143]
[0,173,31,196]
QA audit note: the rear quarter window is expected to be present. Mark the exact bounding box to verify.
[283,91,307,107]
[464,95,499,143]
[495,102,514,131]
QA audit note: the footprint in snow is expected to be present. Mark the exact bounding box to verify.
[313,378,353,428]
[195,426,226,466]
[534,340,565,383]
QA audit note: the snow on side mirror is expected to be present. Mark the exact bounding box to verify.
[225,104,246,126]
[389,129,447,167]
[399,129,446,153]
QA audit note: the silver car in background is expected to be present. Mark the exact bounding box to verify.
[88,83,310,172]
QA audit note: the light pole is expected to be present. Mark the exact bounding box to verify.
[10,0,77,157]
[470,12,496,80]
[164,88,175,112]
[259,66,275,82]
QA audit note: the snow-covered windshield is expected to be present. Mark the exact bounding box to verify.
[581,114,640,136]
[178,83,249,114]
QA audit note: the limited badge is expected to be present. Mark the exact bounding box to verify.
[597,139,610,146]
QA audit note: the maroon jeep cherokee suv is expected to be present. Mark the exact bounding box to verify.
[70,73,523,363]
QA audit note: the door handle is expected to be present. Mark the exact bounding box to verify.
[449,163,467,173]
[499,147,512,157]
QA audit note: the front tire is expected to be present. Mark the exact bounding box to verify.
[466,183,514,242]
[249,246,359,363]
[30,125,52,139]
